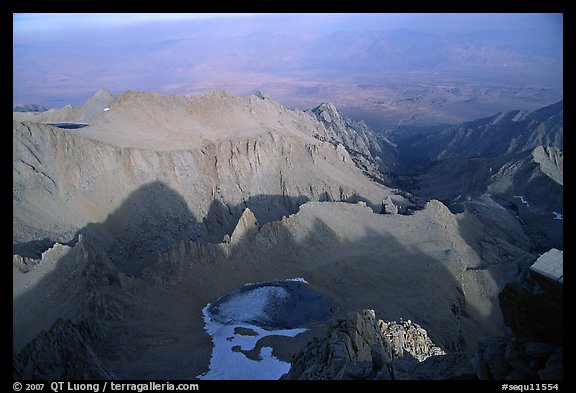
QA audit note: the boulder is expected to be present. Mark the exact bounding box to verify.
[381,196,398,214]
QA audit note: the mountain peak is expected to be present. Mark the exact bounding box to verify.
[93,88,114,99]
[318,102,338,112]
[77,88,115,121]
[204,88,231,99]
[311,102,341,124]
[230,208,259,245]
[254,90,270,100]
[86,88,114,105]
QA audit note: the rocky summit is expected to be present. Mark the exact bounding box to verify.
[13,89,562,380]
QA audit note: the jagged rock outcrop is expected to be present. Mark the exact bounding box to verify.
[308,102,399,182]
[229,207,259,245]
[309,102,397,162]
[13,235,131,354]
[285,252,564,382]
[283,310,475,380]
[12,236,127,379]
[381,196,398,214]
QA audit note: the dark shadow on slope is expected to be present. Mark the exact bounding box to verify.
[59,181,382,277]
[12,234,124,353]
[389,145,563,253]
[203,194,311,243]
[12,234,136,379]
[14,197,509,379]
[286,219,489,354]
[75,181,201,277]
[186,207,501,358]
[140,206,496,378]
[13,238,56,259]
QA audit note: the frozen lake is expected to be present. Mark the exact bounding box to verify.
[198,279,334,379]
[47,123,89,129]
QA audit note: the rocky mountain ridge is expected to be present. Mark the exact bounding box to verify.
[13,103,48,113]
[13,89,560,380]
[308,102,399,182]
[389,100,563,252]
[14,90,407,275]
[13,88,114,124]
[393,100,562,165]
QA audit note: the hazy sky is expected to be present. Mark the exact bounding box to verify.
[13,13,563,108]
[13,13,562,35]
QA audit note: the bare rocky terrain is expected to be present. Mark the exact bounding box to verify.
[13,89,562,380]
[388,101,563,252]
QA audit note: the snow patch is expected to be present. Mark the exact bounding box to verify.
[514,195,530,207]
[552,212,563,220]
[451,194,462,204]
[103,107,110,112]
[286,277,308,283]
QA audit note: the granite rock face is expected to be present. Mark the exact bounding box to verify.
[283,310,475,380]
[308,102,399,184]
[308,102,398,170]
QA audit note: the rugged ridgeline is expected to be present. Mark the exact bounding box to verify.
[394,100,563,164]
[308,102,399,183]
[13,88,115,123]
[13,89,548,379]
[388,101,563,251]
[13,103,48,113]
[14,89,404,275]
